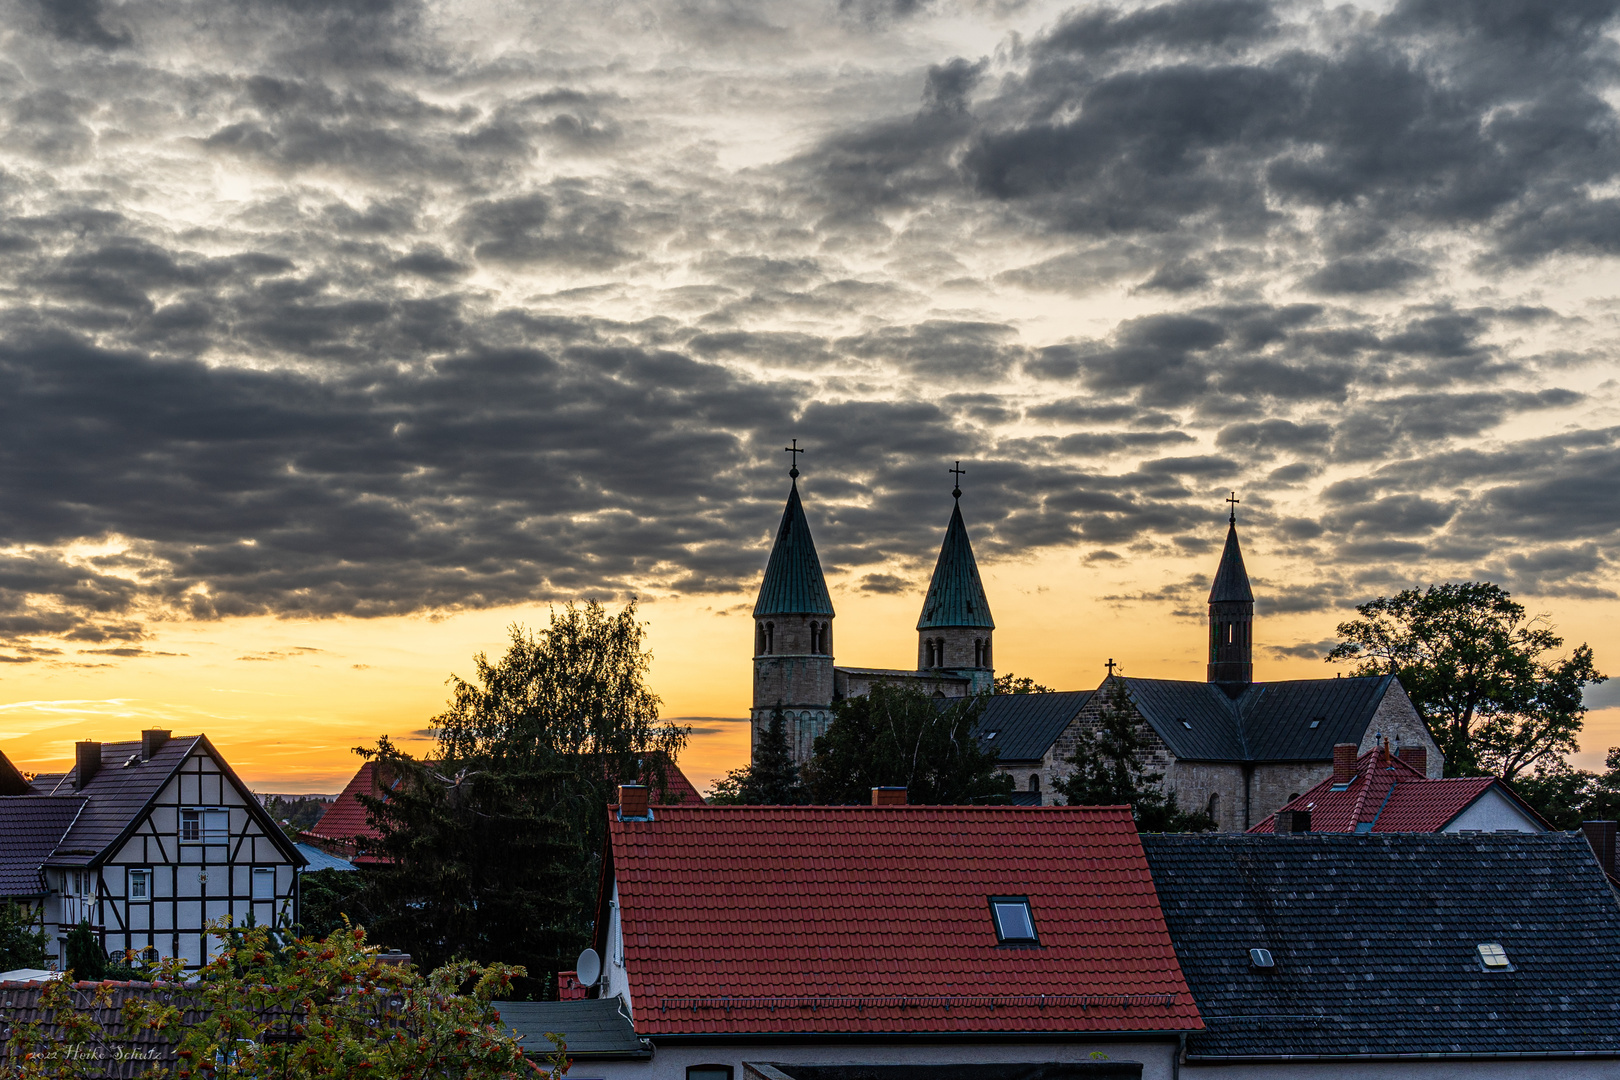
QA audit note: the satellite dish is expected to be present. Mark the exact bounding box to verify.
[576,948,602,987]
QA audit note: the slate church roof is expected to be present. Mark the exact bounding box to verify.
[917,500,993,629]
[975,690,1094,763]
[754,479,834,617]
[1118,674,1398,763]
[1141,832,1620,1060]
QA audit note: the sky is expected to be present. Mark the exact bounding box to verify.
[2,0,1620,793]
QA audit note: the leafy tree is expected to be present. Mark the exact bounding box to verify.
[2,921,567,1080]
[995,672,1053,694]
[1511,747,1620,829]
[803,683,1013,805]
[298,868,369,940]
[1327,582,1604,778]
[707,703,806,805]
[1056,675,1215,833]
[0,902,48,972]
[357,740,577,992]
[64,920,105,981]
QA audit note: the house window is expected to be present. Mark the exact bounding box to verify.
[251,867,275,901]
[989,896,1038,944]
[181,809,229,843]
[687,1069,733,1080]
[128,869,151,900]
[1028,774,1040,793]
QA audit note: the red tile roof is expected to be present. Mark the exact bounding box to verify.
[305,761,385,846]
[601,804,1202,1037]
[1249,747,1548,834]
[644,755,704,806]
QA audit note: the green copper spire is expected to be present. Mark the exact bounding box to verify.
[753,468,834,618]
[917,489,994,630]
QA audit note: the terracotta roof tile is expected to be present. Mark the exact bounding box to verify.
[603,805,1202,1037]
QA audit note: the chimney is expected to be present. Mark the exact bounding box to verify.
[871,786,907,806]
[1582,821,1617,879]
[74,741,102,790]
[1397,746,1427,775]
[618,784,650,820]
[1277,808,1311,833]
[1332,743,1357,784]
[141,729,170,761]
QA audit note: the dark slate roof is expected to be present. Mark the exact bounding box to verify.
[1141,832,1620,1060]
[1207,521,1253,604]
[753,480,834,617]
[494,998,648,1058]
[917,500,994,629]
[975,691,1094,763]
[0,797,85,897]
[28,735,304,868]
[1120,675,1395,763]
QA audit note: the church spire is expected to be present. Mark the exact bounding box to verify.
[917,465,995,688]
[1207,492,1254,689]
[753,455,833,618]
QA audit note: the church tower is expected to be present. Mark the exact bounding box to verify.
[1207,493,1254,693]
[916,465,995,694]
[752,444,835,764]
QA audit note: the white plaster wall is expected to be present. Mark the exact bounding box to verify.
[571,1039,1180,1080]
[1441,788,1545,832]
[1184,1058,1618,1079]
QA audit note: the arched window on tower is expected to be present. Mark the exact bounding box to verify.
[973,639,983,667]
[765,622,775,655]
[1028,774,1040,794]
[809,621,821,654]
[757,624,765,655]
[1206,793,1220,823]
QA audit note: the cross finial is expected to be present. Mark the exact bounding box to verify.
[950,460,966,500]
[784,439,804,479]
[1105,657,1117,676]
[1226,491,1240,525]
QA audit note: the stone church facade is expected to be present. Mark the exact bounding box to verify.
[748,464,1442,831]
[751,460,995,763]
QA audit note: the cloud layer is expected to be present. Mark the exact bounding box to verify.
[0,0,1617,661]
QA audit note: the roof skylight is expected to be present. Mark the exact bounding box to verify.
[989,896,1038,945]
[1249,948,1275,969]
[1478,943,1512,970]
[984,731,998,741]
[1309,719,1321,729]
[1181,720,1193,729]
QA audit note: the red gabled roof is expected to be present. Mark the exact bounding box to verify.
[643,754,704,806]
[602,804,1202,1037]
[1249,747,1547,834]
[305,762,385,845]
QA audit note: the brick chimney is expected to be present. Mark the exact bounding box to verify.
[1582,821,1617,878]
[141,729,170,761]
[74,741,102,790]
[871,786,907,806]
[618,784,650,820]
[1332,743,1357,784]
[1277,808,1312,833]
[1397,746,1427,774]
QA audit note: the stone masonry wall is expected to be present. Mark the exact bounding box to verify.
[1357,681,1443,777]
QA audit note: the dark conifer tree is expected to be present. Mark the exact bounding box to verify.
[740,703,806,805]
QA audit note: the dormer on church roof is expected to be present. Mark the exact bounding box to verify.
[753,476,834,617]
[917,492,994,630]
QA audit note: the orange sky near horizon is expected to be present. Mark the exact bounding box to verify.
[3,526,1616,796]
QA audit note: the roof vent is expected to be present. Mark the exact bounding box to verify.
[1249,948,1275,969]
[1477,943,1512,971]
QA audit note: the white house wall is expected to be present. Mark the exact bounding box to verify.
[1441,789,1545,833]
[1183,1057,1617,1079]
[573,1039,1181,1080]
[51,746,298,970]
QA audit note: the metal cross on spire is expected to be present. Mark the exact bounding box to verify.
[1105,658,1117,676]
[950,460,966,499]
[1226,491,1240,524]
[785,439,804,479]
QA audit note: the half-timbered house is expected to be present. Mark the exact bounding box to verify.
[0,729,304,970]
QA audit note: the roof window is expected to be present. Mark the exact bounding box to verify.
[1180,720,1193,730]
[984,730,998,741]
[1249,948,1275,969]
[1309,719,1321,729]
[1477,943,1513,971]
[989,896,1038,945]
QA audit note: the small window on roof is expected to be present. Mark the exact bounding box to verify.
[1478,943,1512,970]
[1249,948,1275,969]
[984,730,998,741]
[1181,720,1193,730]
[1309,719,1321,729]
[989,896,1038,944]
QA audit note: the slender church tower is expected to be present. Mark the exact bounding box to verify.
[1207,492,1254,694]
[916,463,995,694]
[752,443,836,764]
